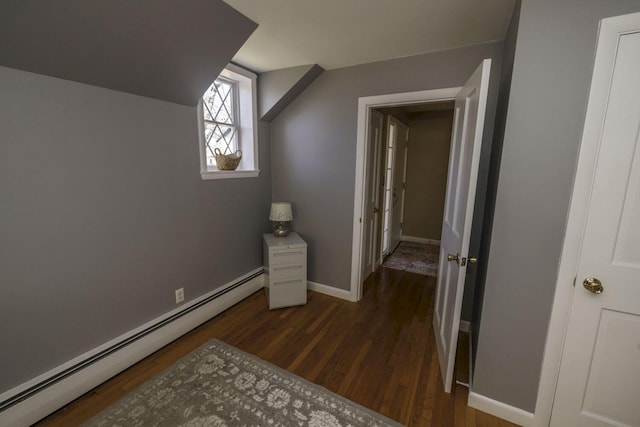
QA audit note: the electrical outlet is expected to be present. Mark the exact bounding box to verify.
[175,288,184,304]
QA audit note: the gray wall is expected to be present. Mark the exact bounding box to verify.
[270,42,503,290]
[473,0,640,413]
[470,0,521,370]
[0,66,272,392]
[403,112,453,241]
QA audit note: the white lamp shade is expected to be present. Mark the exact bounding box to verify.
[269,202,292,221]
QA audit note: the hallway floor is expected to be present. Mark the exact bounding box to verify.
[383,241,440,276]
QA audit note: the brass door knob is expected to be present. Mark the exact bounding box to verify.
[583,277,604,294]
[447,253,459,263]
[468,257,478,264]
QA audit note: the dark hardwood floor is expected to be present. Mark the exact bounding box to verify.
[36,267,518,426]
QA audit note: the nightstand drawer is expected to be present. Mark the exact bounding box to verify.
[268,277,307,309]
[270,248,306,266]
[270,263,305,281]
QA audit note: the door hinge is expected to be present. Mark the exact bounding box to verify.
[573,276,576,287]
[402,182,406,189]
[400,222,403,229]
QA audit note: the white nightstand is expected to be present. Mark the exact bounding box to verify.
[263,232,307,310]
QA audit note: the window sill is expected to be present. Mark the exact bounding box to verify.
[200,169,260,180]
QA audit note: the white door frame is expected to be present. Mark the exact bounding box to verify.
[532,12,640,427]
[350,87,460,301]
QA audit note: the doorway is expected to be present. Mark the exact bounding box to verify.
[372,105,454,276]
[350,87,460,302]
[351,59,492,395]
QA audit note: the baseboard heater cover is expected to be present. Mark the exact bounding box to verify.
[0,269,264,425]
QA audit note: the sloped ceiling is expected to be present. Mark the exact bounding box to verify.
[258,64,324,122]
[0,0,257,105]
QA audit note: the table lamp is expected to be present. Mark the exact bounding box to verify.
[269,202,292,237]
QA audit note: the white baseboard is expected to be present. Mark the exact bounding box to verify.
[459,320,470,333]
[402,235,441,245]
[468,391,534,427]
[0,269,264,427]
[308,281,356,302]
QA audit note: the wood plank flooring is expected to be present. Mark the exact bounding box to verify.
[36,267,518,426]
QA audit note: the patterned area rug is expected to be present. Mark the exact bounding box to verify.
[383,241,440,277]
[83,338,402,427]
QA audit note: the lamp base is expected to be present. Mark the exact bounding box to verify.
[272,222,290,237]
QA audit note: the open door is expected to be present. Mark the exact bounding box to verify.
[362,110,384,280]
[381,121,395,257]
[389,117,408,254]
[433,59,491,393]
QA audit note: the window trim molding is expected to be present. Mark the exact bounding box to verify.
[198,63,260,180]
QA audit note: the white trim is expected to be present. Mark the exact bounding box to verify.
[0,269,264,427]
[469,392,534,427]
[401,235,441,245]
[459,320,470,333]
[351,87,461,302]
[308,281,357,302]
[533,12,640,427]
[200,169,260,180]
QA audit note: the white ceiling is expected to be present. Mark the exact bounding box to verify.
[224,0,516,73]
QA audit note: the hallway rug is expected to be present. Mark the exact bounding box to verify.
[83,338,402,427]
[383,241,440,277]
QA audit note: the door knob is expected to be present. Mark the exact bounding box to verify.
[447,253,460,263]
[468,257,478,264]
[583,277,604,294]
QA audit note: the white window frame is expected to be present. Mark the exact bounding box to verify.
[198,63,259,179]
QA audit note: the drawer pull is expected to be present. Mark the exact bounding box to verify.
[274,250,303,257]
[273,279,303,287]
[273,265,303,272]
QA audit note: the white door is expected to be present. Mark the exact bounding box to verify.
[381,122,396,257]
[362,110,384,279]
[551,14,640,427]
[433,59,491,393]
[390,117,408,253]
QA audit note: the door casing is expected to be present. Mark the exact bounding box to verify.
[351,87,460,301]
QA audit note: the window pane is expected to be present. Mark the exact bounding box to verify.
[202,79,234,124]
[204,122,238,167]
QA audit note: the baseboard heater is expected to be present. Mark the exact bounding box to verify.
[0,269,263,415]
